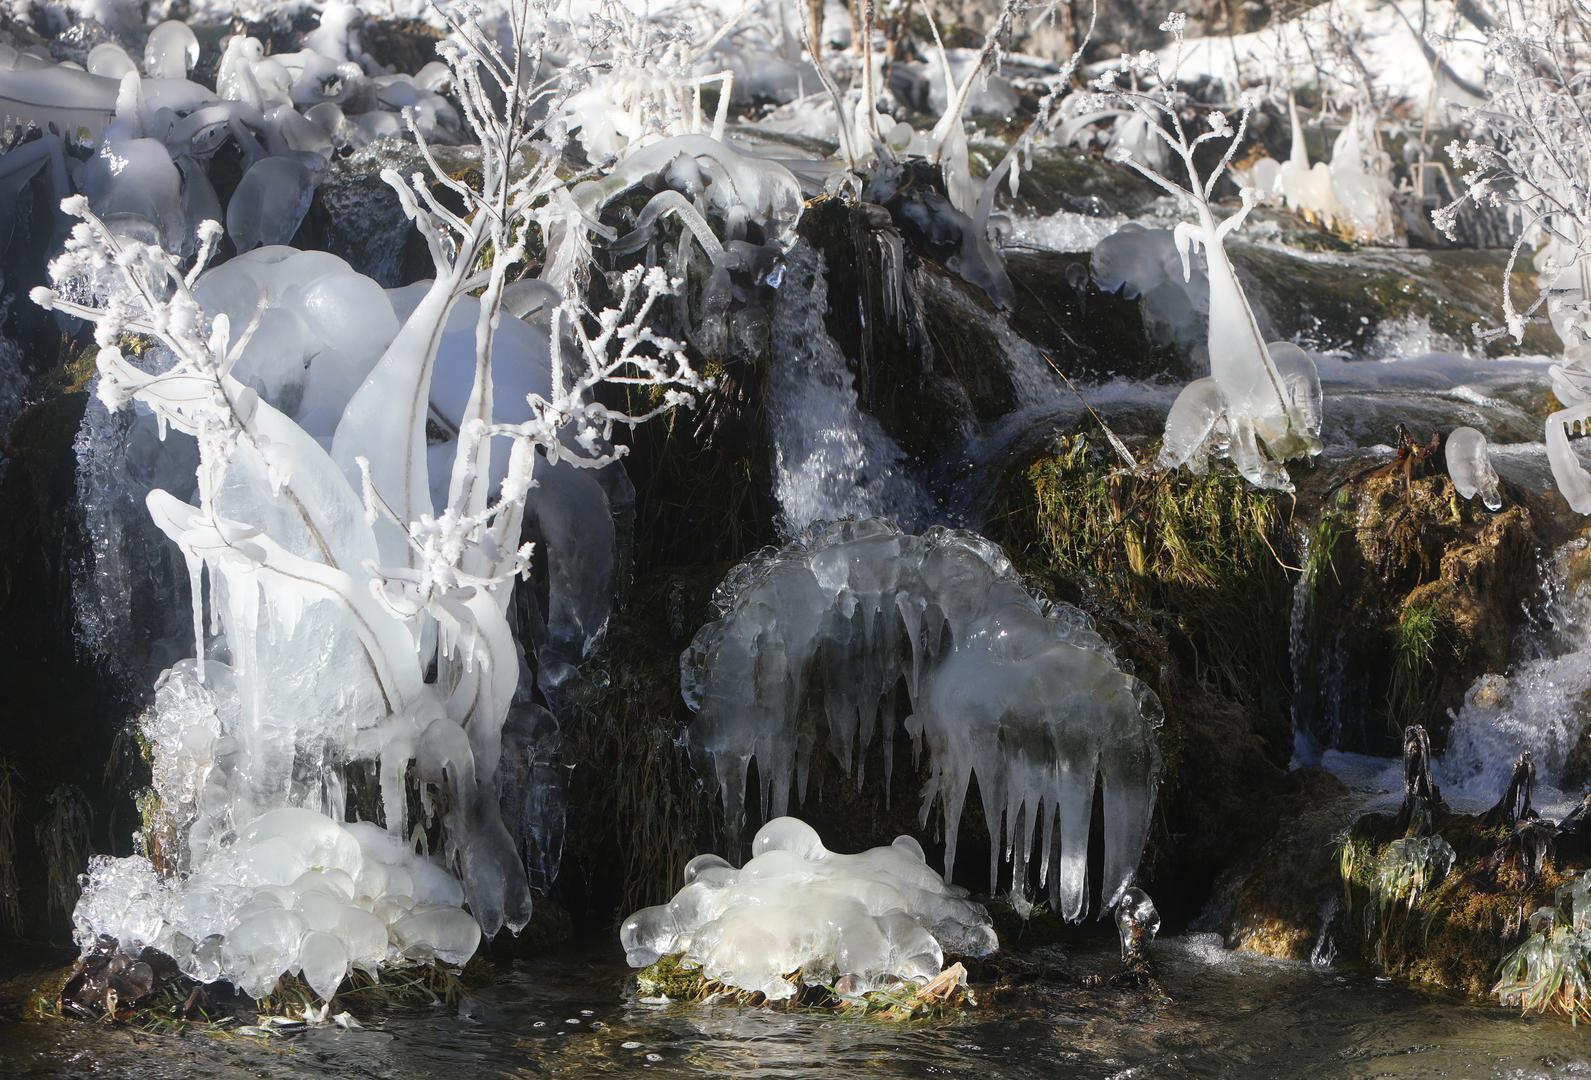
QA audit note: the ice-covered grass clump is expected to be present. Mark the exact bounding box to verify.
[38,0,706,1004]
[620,817,996,1001]
[682,519,1163,919]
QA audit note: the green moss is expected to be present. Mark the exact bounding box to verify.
[1335,806,1578,998]
[557,568,725,925]
[1388,604,1447,730]
[998,433,1292,717]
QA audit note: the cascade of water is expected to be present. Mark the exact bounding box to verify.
[1438,540,1591,806]
[764,243,931,536]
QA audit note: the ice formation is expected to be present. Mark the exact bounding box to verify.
[682,520,1163,918]
[620,817,996,1000]
[35,0,705,1003]
[1115,886,1160,963]
[75,803,481,1001]
[764,244,930,535]
[1082,22,1324,492]
[1,5,459,265]
[1262,102,1398,244]
[1445,426,1502,511]
[1546,348,1591,514]
[1091,223,1211,363]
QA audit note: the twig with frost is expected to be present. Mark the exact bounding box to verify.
[1087,12,1323,492]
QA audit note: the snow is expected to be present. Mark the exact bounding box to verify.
[620,817,996,1000]
[682,519,1163,918]
[1166,0,1486,110]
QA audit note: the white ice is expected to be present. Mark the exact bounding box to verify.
[682,519,1163,919]
[620,817,996,1000]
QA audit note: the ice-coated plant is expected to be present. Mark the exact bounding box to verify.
[1435,0,1591,510]
[33,0,705,1002]
[1494,872,1591,1021]
[1087,11,1324,492]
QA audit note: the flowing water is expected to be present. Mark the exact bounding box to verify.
[5,935,1590,1079]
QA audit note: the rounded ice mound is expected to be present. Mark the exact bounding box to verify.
[73,806,481,1003]
[620,817,996,1000]
[1446,426,1503,511]
[682,519,1163,921]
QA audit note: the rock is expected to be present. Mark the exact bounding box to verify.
[1292,465,1568,755]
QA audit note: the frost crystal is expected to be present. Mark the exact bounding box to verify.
[682,519,1163,919]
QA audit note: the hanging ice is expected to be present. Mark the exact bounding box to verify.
[1445,426,1502,510]
[682,520,1163,919]
[620,817,996,1000]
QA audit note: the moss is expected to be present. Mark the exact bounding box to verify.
[1387,603,1446,731]
[556,567,726,927]
[997,433,1293,726]
[1292,468,1562,753]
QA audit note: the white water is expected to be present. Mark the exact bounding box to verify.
[765,243,932,536]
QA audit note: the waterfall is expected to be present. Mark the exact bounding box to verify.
[765,243,931,536]
[1437,539,1591,807]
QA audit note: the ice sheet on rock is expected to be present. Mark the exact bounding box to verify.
[1091,223,1211,364]
[620,817,996,999]
[682,520,1162,917]
[1446,426,1502,510]
[226,156,323,252]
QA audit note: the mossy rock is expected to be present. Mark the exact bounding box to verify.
[1292,467,1565,755]
[1196,768,1360,961]
[1336,805,1578,998]
[999,146,1164,219]
[986,433,1296,924]
[630,954,976,1019]
[1232,242,1562,358]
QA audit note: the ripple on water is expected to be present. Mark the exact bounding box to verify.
[5,939,1591,1078]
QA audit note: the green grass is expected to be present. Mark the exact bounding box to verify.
[1388,604,1445,732]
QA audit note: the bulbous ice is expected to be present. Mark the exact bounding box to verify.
[682,520,1163,918]
[73,804,482,1002]
[1446,426,1502,511]
[1114,886,1160,963]
[621,817,996,999]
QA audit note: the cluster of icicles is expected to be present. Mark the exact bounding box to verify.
[682,519,1163,920]
[621,817,996,1001]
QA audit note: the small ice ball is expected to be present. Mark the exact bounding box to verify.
[1114,886,1160,964]
[1446,426,1503,511]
